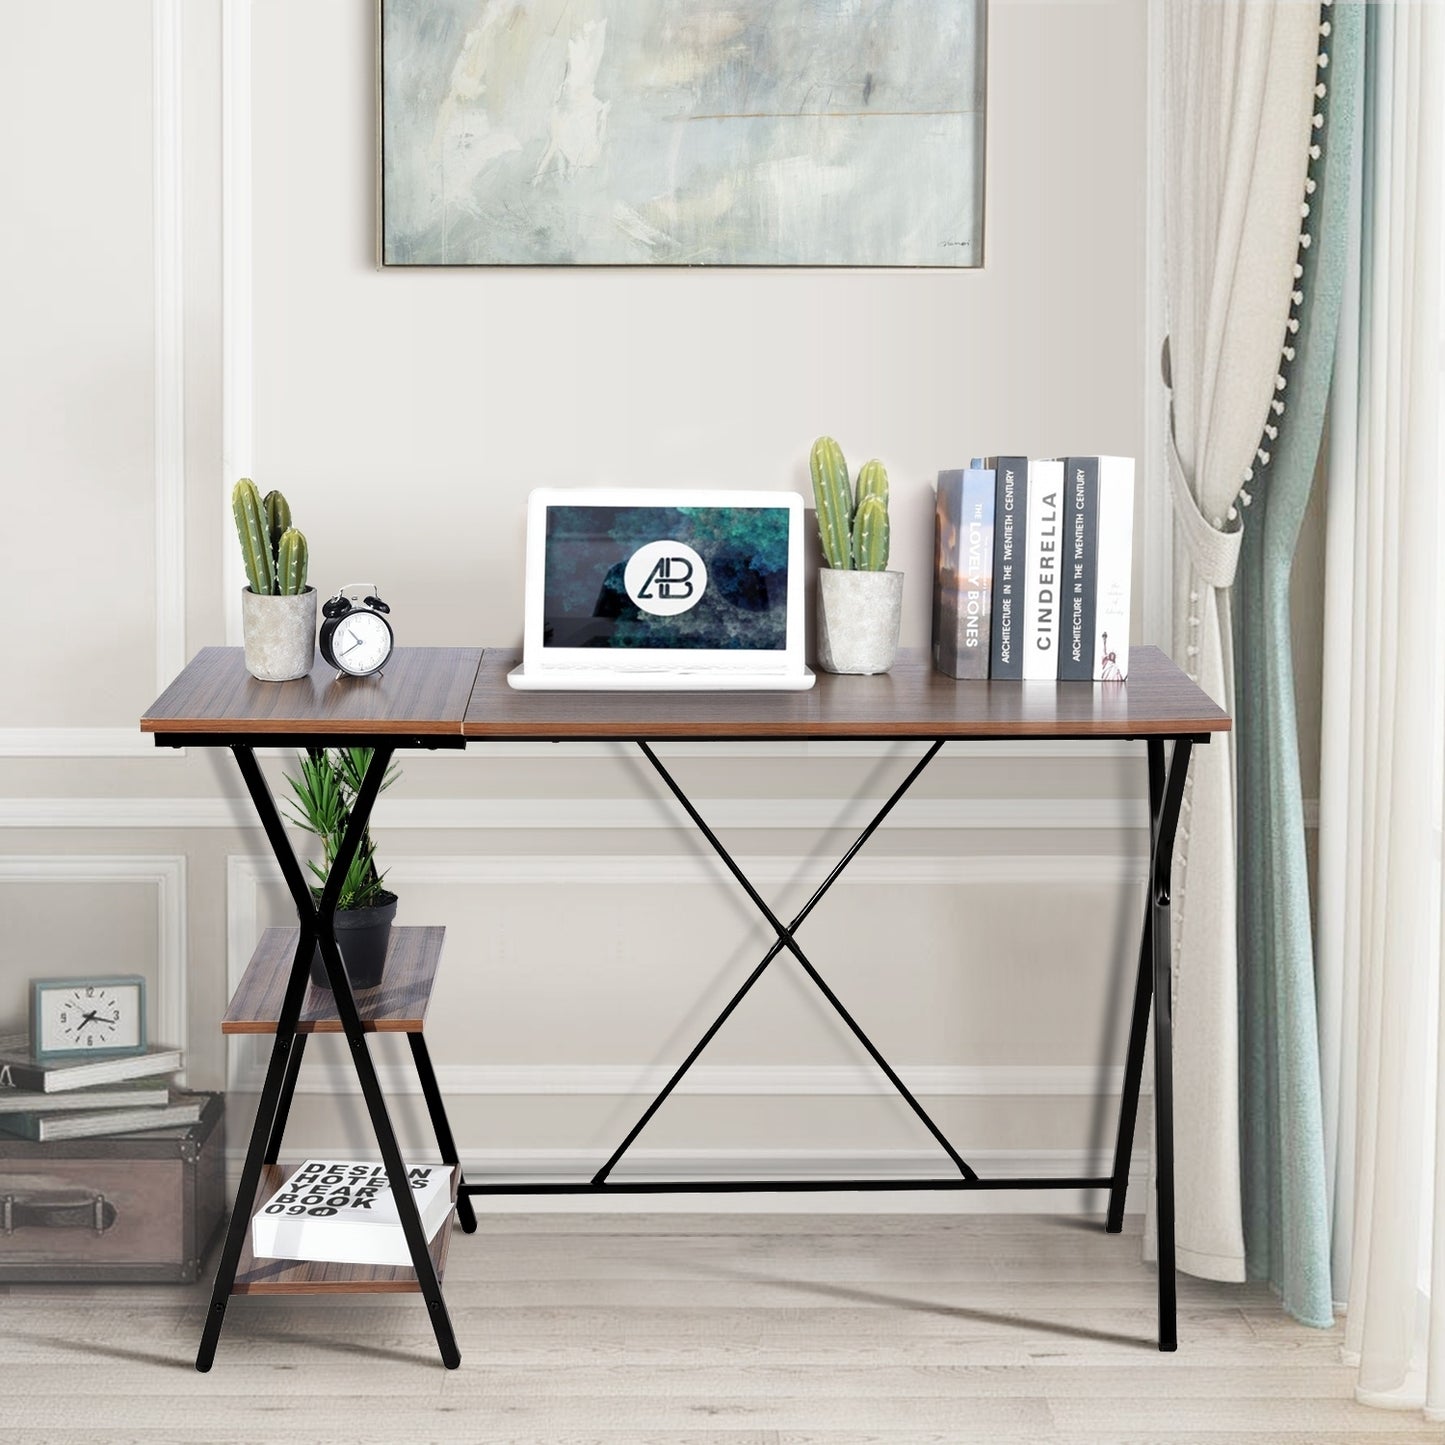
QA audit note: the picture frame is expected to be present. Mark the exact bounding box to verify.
[376,0,988,269]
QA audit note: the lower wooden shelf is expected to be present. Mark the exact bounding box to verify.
[231,1162,459,1295]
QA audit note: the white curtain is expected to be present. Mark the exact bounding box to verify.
[1158,0,1321,1283]
[1316,0,1445,1415]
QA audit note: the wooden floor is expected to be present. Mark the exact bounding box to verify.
[2,1214,1437,1445]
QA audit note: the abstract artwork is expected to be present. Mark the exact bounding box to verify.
[379,0,986,267]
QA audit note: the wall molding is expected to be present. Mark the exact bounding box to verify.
[0,6,188,759]
[222,0,252,644]
[227,850,1147,1092]
[7,793,1321,832]
[153,0,187,689]
[231,1147,1147,1215]
[0,730,165,760]
[0,856,187,1083]
[232,1059,1148,1102]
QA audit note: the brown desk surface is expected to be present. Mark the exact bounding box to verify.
[140,644,1227,742]
[462,646,1229,741]
[141,646,482,737]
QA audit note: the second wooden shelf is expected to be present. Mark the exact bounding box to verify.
[223,925,445,1035]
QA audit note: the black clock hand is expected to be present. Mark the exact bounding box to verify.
[339,634,367,656]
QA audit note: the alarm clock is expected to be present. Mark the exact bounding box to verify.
[319,583,394,677]
[32,975,148,1060]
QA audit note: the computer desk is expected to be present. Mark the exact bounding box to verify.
[142,644,1228,1368]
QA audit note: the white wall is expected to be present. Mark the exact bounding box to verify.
[2,0,1205,1207]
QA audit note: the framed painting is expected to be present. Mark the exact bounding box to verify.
[378,0,987,267]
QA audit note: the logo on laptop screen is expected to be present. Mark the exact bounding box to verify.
[624,540,708,617]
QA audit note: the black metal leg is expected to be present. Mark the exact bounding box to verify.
[199,744,460,1372]
[311,747,460,1368]
[264,1032,308,1165]
[409,1034,476,1234]
[1106,740,1166,1233]
[198,751,324,1373]
[592,741,976,1185]
[1151,738,1191,1353]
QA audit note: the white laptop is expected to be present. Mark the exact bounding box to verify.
[508,488,815,691]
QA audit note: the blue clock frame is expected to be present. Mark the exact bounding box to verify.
[30,974,149,1062]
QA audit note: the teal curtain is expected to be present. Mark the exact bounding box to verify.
[1234,1,1363,1328]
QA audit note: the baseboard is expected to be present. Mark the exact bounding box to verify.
[225,1147,1144,1215]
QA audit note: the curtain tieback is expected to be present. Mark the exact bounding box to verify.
[1167,429,1243,591]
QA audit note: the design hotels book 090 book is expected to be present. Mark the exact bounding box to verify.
[251,1159,454,1266]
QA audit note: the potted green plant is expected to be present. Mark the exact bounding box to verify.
[809,437,903,674]
[234,478,314,681]
[283,747,399,990]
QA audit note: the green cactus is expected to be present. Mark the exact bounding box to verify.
[263,490,291,560]
[276,527,308,596]
[808,441,893,571]
[809,436,853,569]
[232,478,275,596]
[856,458,889,509]
[852,494,890,571]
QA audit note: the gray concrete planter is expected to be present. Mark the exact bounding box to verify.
[816,569,904,675]
[241,587,317,681]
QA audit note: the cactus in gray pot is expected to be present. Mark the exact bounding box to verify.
[808,440,891,572]
[232,478,308,595]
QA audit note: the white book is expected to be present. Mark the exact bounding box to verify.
[1021,460,1065,680]
[1092,456,1135,680]
[251,1159,453,1266]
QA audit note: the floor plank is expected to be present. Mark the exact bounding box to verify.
[0,1213,1436,1444]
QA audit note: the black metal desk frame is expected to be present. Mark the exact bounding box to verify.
[164,722,1198,1368]
[155,733,478,1372]
[456,730,1195,1357]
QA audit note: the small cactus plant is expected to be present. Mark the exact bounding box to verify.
[232,479,308,595]
[808,438,891,571]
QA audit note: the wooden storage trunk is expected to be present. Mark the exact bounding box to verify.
[0,1092,225,1283]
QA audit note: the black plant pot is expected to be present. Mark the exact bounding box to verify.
[310,892,398,991]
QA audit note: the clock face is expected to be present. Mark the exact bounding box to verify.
[36,979,144,1056]
[330,610,392,675]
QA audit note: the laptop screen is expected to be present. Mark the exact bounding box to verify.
[542,503,791,652]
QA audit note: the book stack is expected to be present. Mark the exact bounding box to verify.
[933,456,1136,682]
[0,1035,193,1141]
[251,1159,454,1266]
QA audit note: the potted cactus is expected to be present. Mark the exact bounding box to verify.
[283,747,399,990]
[809,437,904,674]
[233,479,315,681]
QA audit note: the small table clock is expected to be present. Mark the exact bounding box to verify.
[32,975,148,1060]
[319,583,394,677]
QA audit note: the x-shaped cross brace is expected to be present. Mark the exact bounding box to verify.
[592,739,977,1186]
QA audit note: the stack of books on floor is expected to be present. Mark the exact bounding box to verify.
[933,455,1136,681]
[0,1036,194,1141]
[252,1159,454,1265]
